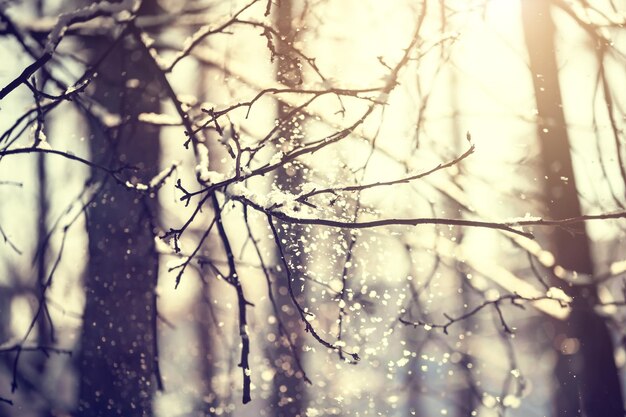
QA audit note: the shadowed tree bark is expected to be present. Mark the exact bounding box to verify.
[270,1,307,415]
[33,4,56,409]
[194,38,219,417]
[0,287,10,346]
[0,285,11,415]
[521,1,624,416]
[34,113,55,417]
[77,2,162,416]
[196,288,219,414]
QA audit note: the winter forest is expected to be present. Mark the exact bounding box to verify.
[1,0,626,416]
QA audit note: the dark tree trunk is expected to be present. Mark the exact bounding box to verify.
[195,65,219,417]
[0,287,10,345]
[270,1,306,416]
[35,129,56,417]
[33,0,55,400]
[196,287,219,415]
[33,7,54,406]
[77,3,161,416]
[521,1,624,416]
[0,286,10,416]
[34,19,53,366]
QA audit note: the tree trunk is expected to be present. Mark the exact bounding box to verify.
[196,285,219,415]
[77,3,161,416]
[35,124,56,417]
[521,1,624,416]
[449,60,478,417]
[0,287,10,345]
[270,1,306,416]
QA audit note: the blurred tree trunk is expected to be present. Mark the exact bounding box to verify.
[34,4,53,362]
[34,0,55,406]
[403,312,426,416]
[0,286,10,416]
[196,291,219,414]
[270,1,306,416]
[196,69,219,416]
[521,1,624,416]
[77,2,162,416]
[449,61,477,417]
[35,116,55,417]
[0,287,9,345]
[35,77,51,362]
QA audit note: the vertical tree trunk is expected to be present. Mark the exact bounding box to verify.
[35,126,56,417]
[270,1,306,416]
[34,1,53,362]
[0,287,10,345]
[195,44,218,417]
[521,1,624,416]
[77,3,161,416]
[196,285,219,415]
[449,60,477,417]
[33,0,55,403]
[0,286,11,415]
